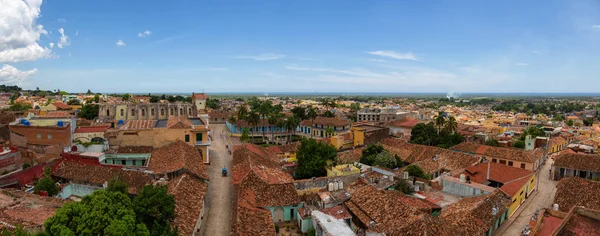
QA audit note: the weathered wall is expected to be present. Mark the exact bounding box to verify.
[293,174,359,193]
[99,103,198,121]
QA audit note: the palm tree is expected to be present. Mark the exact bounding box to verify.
[445,116,458,134]
[306,106,318,138]
[237,104,248,121]
[285,116,300,143]
[258,101,272,141]
[246,111,260,143]
[267,113,281,143]
[325,126,334,137]
[434,111,446,134]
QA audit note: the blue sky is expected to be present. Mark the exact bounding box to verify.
[2,0,600,93]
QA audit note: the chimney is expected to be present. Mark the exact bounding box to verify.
[486,161,491,181]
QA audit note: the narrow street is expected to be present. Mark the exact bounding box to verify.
[203,124,233,236]
[497,158,558,236]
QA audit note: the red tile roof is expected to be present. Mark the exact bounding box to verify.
[440,190,511,236]
[167,174,208,236]
[464,162,534,196]
[554,177,600,212]
[74,126,110,133]
[53,161,152,194]
[300,116,351,127]
[318,205,352,220]
[43,111,72,118]
[52,102,71,110]
[166,116,192,129]
[386,118,420,128]
[192,93,207,100]
[149,141,209,180]
[451,142,539,163]
[554,153,600,173]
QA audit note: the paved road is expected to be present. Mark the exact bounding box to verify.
[203,124,233,236]
[498,158,558,236]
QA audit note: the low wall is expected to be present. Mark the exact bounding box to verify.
[293,174,359,194]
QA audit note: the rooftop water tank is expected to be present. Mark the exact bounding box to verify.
[23,121,30,126]
[118,120,124,124]
[328,182,334,192]
[57,121,64,127]
[333,181,339,191]
[338,181,343,190]
[459,174,466,183]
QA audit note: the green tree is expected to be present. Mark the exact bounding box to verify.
[306,106,318,138]
[122,94,131,102]
[444,116,458,134]
[206,98,220,110]
[434,111,446,133]
[406,165,429,179]
[45,190,149,236]
[86,89,93,95]
[393,179,413,194]
[78,104,99,120]
[246,111,260,142]
[372,151,399,169]
[324,126,334,137]
[295,139,337,179]
[284,116,300,142]
[240,128,250,143]
[133,185,176,236]
[485,139,500,147]
[106,178,128,195]
[59,91,68,96]
[67,99,81,105]
[410,123,438,146]
[33,166,59,196]
[566,119,574,127]
[93,94,101,103]
[290,106,307,120]
[514,140,526,149]
[149,96,160,103]
[322,110,335,118]
[6,103,32,111]
[348,103,361,121]
[360,144,384,166]
[520,126,546,140]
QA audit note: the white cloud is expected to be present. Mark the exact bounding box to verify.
[285,65,388,78]
[57,18,66,23]
[368,59,387,62]
[0,64,37,86]
[138,30,152,37]
[515,63,529,66]
[0,0,51,63]
[236,53,286,61]
[75,31,79,36]
[49,42,54,48]
[116,40,126,46]
[57,28,70,48]
[593,25,600,28]
[261,72,285,78]
[367,50,419,61]
[194,67,228,71]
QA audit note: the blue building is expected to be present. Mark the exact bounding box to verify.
[226,118,286,135]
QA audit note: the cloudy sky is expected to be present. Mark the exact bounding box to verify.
[2,0,600,93]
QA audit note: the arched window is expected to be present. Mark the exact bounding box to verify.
[179,108,183,115]
[120,109,124,116]
[170,109,173,115]
[151,109,155,116]
[141,109,145,116]
[107,109,110,116]
[131,109,135,115]
[188,108,192,115]
[161,109,165,116]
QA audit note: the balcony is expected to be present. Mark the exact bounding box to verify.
[195,140,211,146]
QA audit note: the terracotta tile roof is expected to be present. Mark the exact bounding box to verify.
[149,141,209,180]
[385,118,420,128]
[0,189,66,228]
[464,162,534,186]
[43,111,72,118]
[550,136,567,146]
[554,153,600,172]
[278,142,299,153]
[337,148,363,164]
[440,190,511,236]
[451,142,538,163]
[167,174,208,236]
[411,149,480,175]
[318,205,352,220]
[166,116,192,129]
[344,185,438,234]
[192,93,208,100]
[116,146,153,154]
[232,188,275,236]
[208,110,230,119]
[53,161,152,194]
[74,126,109,133]
[300,116,351,127]
[52,102,71,110]
[120,120,157,130]
[554,177,600,212]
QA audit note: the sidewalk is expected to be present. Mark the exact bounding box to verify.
[494,190,539,236]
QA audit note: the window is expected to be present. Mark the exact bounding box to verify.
[508,161,513,166]
[188,108,192,115]
[531,179,534,183]
[120,109,124,116]
[141,109,145,116]
[179,108,183,115]
[492,159,497,163]
[151,109,155,116]
[520,190,524,196]
[107,109,110,116]
[196,133,202,142]
[121,160,126,165]
[185,134,190,142]
[512,199,517,203]
[141,160,146,166]
[521,163,526,169]
[131,109,135,115]
[37,133,41,139]
[47,134,52,140]
[499,160,506,165]
[161,109,165,116]
[170,109,173,115]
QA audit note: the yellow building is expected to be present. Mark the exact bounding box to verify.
[106,116,211,163]
[326,164,360,177]
[464,162,536,216]
[549,136,568,153]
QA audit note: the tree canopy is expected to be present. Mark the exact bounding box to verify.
[405,165,430,180]
[45,190,149,236]
[410,123,463,148]
[78,104,99,120]
[133,185,177,236]
[33,166,59,196]
[359,144,401,169]
[295,139,337,179]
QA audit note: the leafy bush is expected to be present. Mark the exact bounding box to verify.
[33,166,59,196]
